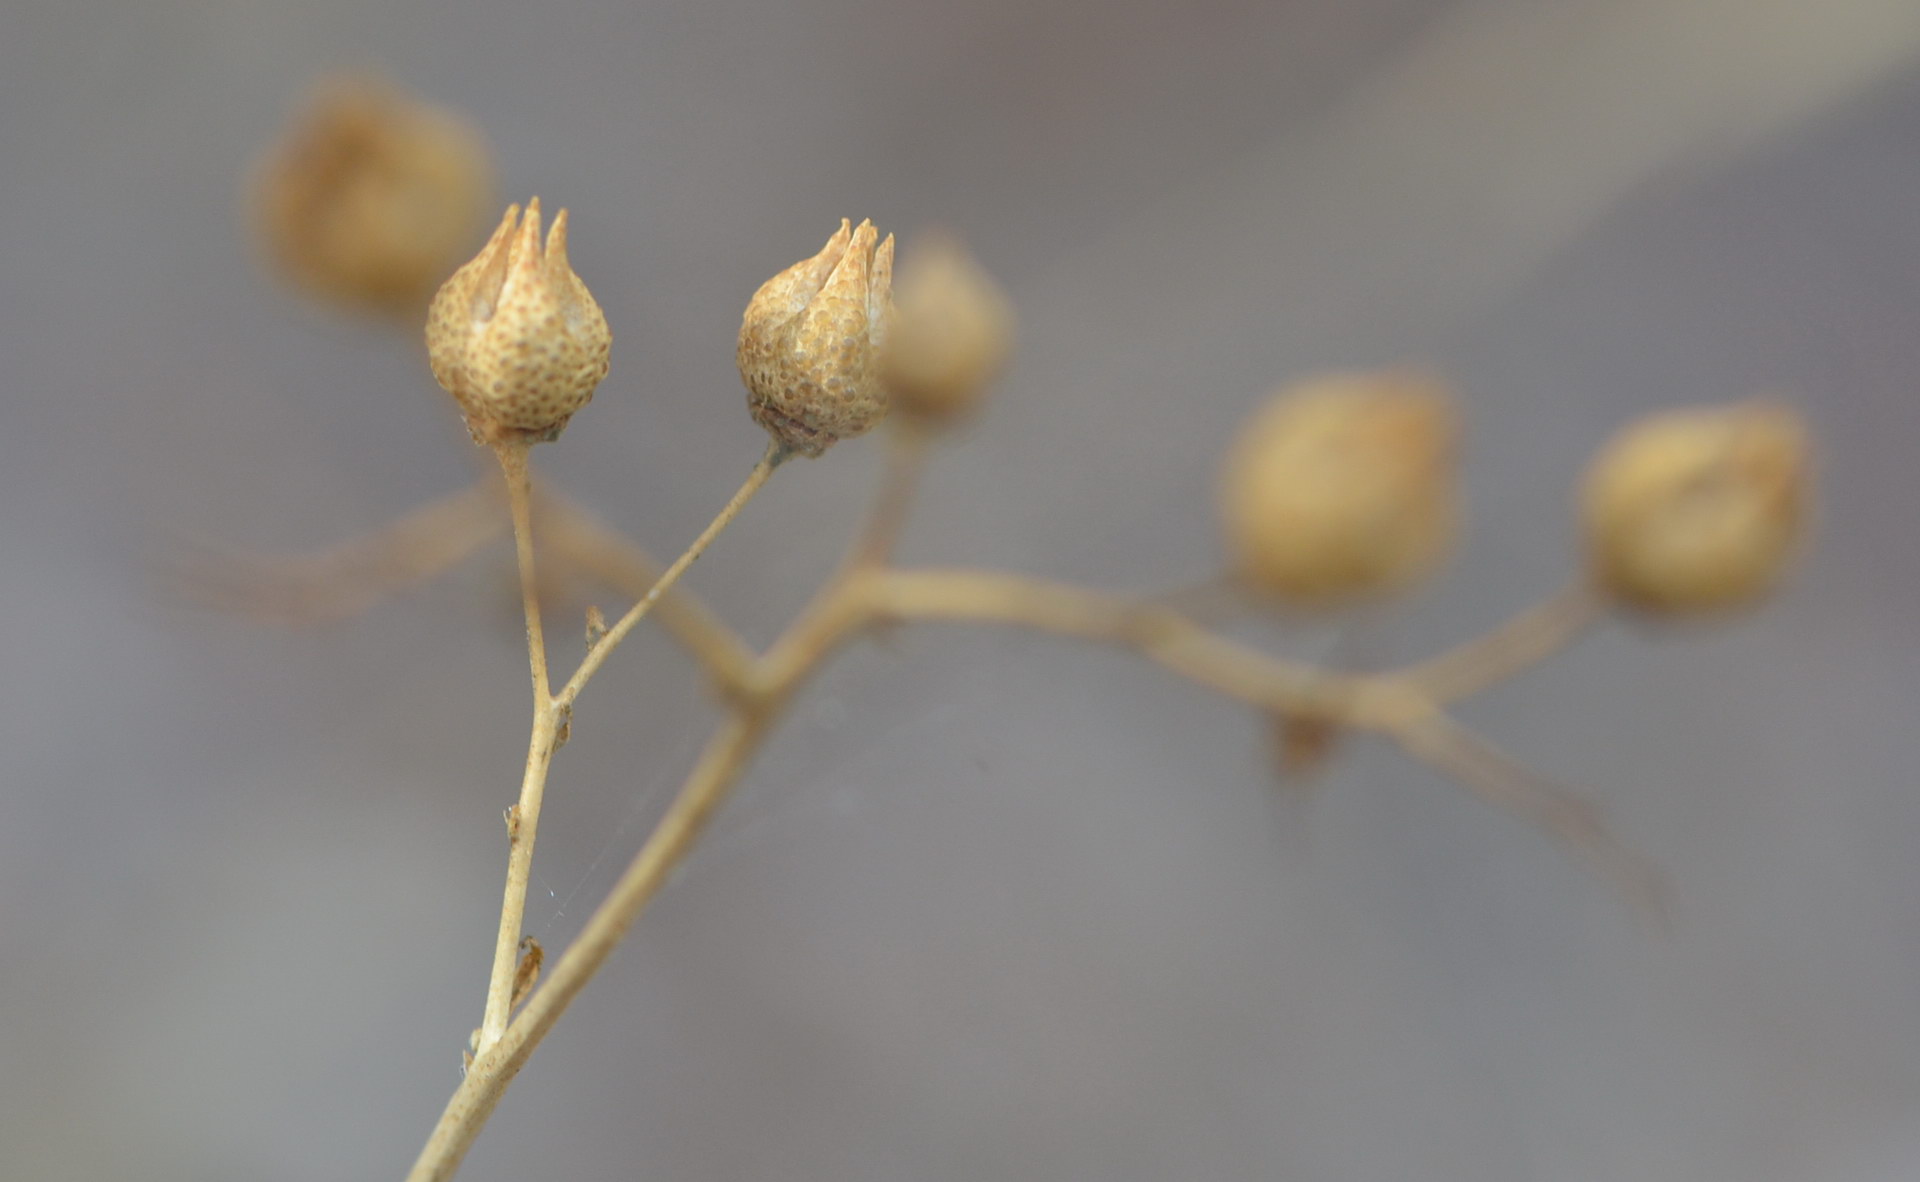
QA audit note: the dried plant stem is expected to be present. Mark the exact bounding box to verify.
[1391,708,1667,918]
[555,441,787,709]
[869,568,1379,722]
[414,471,1652,1179]
[169,478,506,624]
[494,442,551,705]
[868,567,1652,906]
[847,422,929,570]
[175,454,764,694]
[535,488,757,690]
[473,442,785,1056]
[1404,581,1607,703]
[416,596,868,1182]
[476,440,555,1053]
[412,714,771,1182]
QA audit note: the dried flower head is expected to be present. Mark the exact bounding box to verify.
[882,233,1015,423]
[738,219,895,457]
[1582,400,1810,615]
[426,199,611,444]
[1220,371,1460,607]
[252,76,493,315]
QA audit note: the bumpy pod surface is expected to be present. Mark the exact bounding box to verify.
[253,76,493,314]
[1220,371,1460,607]
[1582,401,1810,615]
[426,200,611,442]
[738,219,895,457]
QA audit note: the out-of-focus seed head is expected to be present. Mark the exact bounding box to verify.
[882,232,1014,423]
[426,199,611,444]
[738,219,895,457]
[252,76,493,316]
[1582,400,1810,615]
[1220,371,1460,607]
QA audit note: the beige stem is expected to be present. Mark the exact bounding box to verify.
[847,423,930,571]
[534,487,758,692]
[1388,708,1667,920]
[414,558,1651,1177]
[494,441,551,706]
[168,478,506,625]
[554,441,787,710]
[869,567,1371,721]
[476,440,558,1053]
[1402,581,1607,703]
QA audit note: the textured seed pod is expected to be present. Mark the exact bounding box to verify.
[882,232,1014,423]
[426,199,611,443]
[738,219,895,457]
[252,76,493,315]
[1220,371,1460,607]
[1582,400,1810,615]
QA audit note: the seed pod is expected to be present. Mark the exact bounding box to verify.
[426,199,611,443]
[1582,400,1810,615]
[882,232,1014,423]
[738,219,895,457]
[252,76,493,315]
[1219,371,1459,607]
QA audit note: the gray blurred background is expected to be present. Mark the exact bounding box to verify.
[4,0,1919,1178]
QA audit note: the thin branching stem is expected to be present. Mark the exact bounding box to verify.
[494,441,551,706]
[414,567,880,1179]
[414,460,1656,1179]
[847,422,930,571]
[1403,580,1608,703]
[476,440,557,1052]
[475,441,785,1056]
[534,487,757,692]
[1387,707,1668,920]
[868,567,1385,722]
[554,440,787,709]
[168,477,506,624]
[412,713,773,1182]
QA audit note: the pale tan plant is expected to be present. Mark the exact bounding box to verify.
[251,76,493,316]
[203,94,1815,1180]
[1582,400,1811,615]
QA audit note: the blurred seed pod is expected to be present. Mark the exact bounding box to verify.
[1220,371,1460,608]
[738,219,895,457]
[252,76,494,316]
[882,232,1014,424]
[1582,400,1811,615]
[426,200,611,443]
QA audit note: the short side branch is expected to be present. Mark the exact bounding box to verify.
[1404,581,1607,703]
[167,479,505,624]
[554,441,787,709]
[534,488,757,691]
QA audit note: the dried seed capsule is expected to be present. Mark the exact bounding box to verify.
[252,76,493,315]
[882,233,1014,423]
[426,199,611,443]
[1220,371,1460,607]
[1582,400,1810,615]
[738,219,895,457]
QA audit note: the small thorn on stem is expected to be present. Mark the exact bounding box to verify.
[1271,712,1341,784]
[510,936,543,1013]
